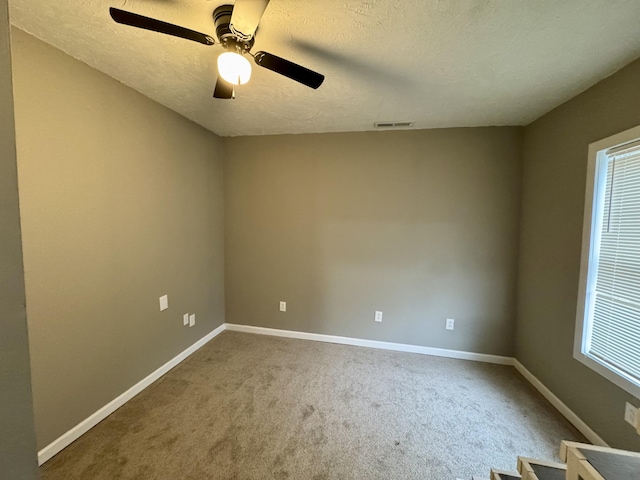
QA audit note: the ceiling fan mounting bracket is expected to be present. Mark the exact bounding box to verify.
[213,4,254,53]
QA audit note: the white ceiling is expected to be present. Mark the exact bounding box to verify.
[9,0,640,137]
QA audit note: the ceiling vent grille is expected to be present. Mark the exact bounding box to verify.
[374,121,414,128]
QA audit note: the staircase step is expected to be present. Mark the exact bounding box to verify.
[490,468,521,480]
[561,441,640,480]
[517,457,567,480]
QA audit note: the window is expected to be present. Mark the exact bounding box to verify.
[575,125,640,399]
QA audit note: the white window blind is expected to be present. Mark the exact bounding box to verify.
[588,140,640,384]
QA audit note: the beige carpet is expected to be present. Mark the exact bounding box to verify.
[41,331,585,479]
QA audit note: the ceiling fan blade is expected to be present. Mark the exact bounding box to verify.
[109,8,215,45]
[213,76,234,99]
[253,52,324,89]
[230,0,270,39]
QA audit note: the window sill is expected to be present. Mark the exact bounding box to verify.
[574,350,640,400]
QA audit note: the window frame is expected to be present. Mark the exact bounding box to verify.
[574,124,640,400]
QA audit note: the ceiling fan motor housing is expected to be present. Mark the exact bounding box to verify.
[213,5,254,54]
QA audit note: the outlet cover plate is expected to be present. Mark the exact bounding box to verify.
[183,313,189,326]
[189,314,195,327]
[159,295,168,311]
[446,318,455,330]
[279,301,286,312]
[374,311,383,322]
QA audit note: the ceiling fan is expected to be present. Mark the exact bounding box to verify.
[109,0,325,99]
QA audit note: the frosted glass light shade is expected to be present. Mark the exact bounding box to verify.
[217,52,252,85]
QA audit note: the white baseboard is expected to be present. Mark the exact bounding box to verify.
[224,323,514,365]
[38,322,608,466]
[513,359,608,447]
[37,323,226,465]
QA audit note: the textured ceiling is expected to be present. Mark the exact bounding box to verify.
[9,0,640,137]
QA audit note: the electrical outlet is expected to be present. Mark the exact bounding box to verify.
[159,295,168,311]
[446,318,455,330]
[189,314,195,327]
[625,402,638,428]
[183,313,189,326]
[279,301,286,312]
[374,311,383,322]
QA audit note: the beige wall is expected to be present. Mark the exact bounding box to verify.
[0,8,39,479]
[517,57,640,449]
[224,128,522,355]
[12,29,225,449]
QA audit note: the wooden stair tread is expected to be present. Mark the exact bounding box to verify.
[561,441,640,480]
[492,439,640,480]
[490,468,521,480]
[578,447,640,480]
[529,464,566,480]
[518,457,566,480]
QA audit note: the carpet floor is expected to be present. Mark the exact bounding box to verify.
[41,331,585,479]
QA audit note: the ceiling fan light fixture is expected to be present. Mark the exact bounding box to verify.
[109,2,325,98]
[218,52,252,85]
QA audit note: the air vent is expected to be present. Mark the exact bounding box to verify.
[374,121,414,128]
